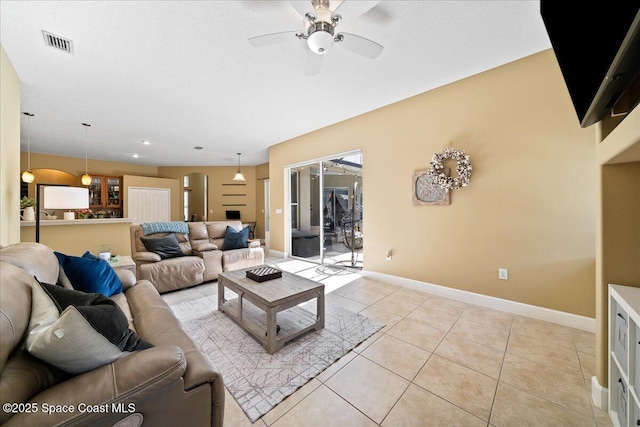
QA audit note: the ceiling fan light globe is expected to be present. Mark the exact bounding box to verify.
[307,31,334,54]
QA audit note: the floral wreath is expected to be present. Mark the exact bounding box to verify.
[427,147,472,190]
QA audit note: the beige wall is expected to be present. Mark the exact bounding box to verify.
[593,102,640,388]
[0,45,21,245]
[158,166,258,222]
[269,49,597,317]
[255,163,269,239]
[122,175,181,221]
[21,152,159,178]
[21,221,133,257]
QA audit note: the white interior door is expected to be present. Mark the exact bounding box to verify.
[128,187,170,224]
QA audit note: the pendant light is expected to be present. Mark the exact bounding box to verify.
[21,112,35,183]
[233,152,246,181]
[81,123,92,186]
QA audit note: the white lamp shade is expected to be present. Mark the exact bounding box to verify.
[44,187,89,210]
[233,172,246,181]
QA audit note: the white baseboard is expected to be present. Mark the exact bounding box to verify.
[266,249,286,259]
[591,375,608,411]
[362,270,596,332]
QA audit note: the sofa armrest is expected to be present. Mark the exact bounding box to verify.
[114,269,136,290]
[132,251,161,263]
[248,240,261,248]
[4,346,186,427]
[192,250,223,282]
[192,242,218,252]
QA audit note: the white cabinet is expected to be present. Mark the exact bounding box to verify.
[609,285,640,427]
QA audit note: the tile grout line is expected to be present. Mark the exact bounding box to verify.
[487,316,514,426]
[182,261,600,426]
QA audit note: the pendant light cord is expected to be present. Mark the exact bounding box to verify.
[84,125,88,175]
[26,114,31,171]
[82,123,91,176]
[23,112,34,171]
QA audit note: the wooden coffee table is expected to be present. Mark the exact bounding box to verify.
[218,266,325,354]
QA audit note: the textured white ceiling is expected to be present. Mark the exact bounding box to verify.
[0,1,551,167]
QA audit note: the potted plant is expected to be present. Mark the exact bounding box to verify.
[96,210,107,219]
[20,196,36,221]
[75,208,93,219]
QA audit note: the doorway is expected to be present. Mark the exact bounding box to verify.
[264,179,270,250]
[287,152,363,268]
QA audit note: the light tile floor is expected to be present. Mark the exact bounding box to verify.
[161,259,612,427]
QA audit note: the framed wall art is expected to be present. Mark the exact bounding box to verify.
[412,168,450,206]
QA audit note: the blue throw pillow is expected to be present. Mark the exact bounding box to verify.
[221,226,250,251]
[54,251,123,297]
[82,251,101,261]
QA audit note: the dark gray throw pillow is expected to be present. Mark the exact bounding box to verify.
[221,226,250,251]
[26,280,153,374]
[140,233,184,259]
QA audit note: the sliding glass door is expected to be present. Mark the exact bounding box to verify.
[288,152,363,268]
[289,163,322,261]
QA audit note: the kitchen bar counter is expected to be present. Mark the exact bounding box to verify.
[20,218,133,227]
[20,218,134,257]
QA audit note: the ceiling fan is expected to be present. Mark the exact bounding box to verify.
[248,0,384,75]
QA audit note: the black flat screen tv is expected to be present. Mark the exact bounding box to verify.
[540,2,640,127]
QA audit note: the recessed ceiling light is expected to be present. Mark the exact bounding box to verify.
[132,153,140,158]
[142,140,151,145]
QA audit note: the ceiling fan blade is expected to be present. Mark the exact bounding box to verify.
[305,52,324,75]
[248,31,299,47]
[337,32,383,59]
[289,1,315,17]
[331,1,380,21]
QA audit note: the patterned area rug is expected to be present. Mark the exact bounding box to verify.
[169,295,384,422]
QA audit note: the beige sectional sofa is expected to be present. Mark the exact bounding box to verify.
[130,220,265,293]
[0,242,224,427]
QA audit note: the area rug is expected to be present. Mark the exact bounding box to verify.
[169,295,384,422]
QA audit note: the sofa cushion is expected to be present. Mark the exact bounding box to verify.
[137,256,205,294]
[206,222,236,240]
[0,262,34,371]
[192,242,218,252]
[54,251,123,297]
[0,242,60,285]
[141,233,184,260]
[27,280,153,374]
[221,226,250,250]
[222,247,265,272]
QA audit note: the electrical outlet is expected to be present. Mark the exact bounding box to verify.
[498,268,508,280]
[385,250,392,261]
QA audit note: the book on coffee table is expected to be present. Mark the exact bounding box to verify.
[246,266,283,282]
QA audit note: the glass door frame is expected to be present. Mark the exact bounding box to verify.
[284,149,362,266]
[286,161,323,262]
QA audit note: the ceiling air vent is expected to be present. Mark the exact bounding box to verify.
[42,31,74,54]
